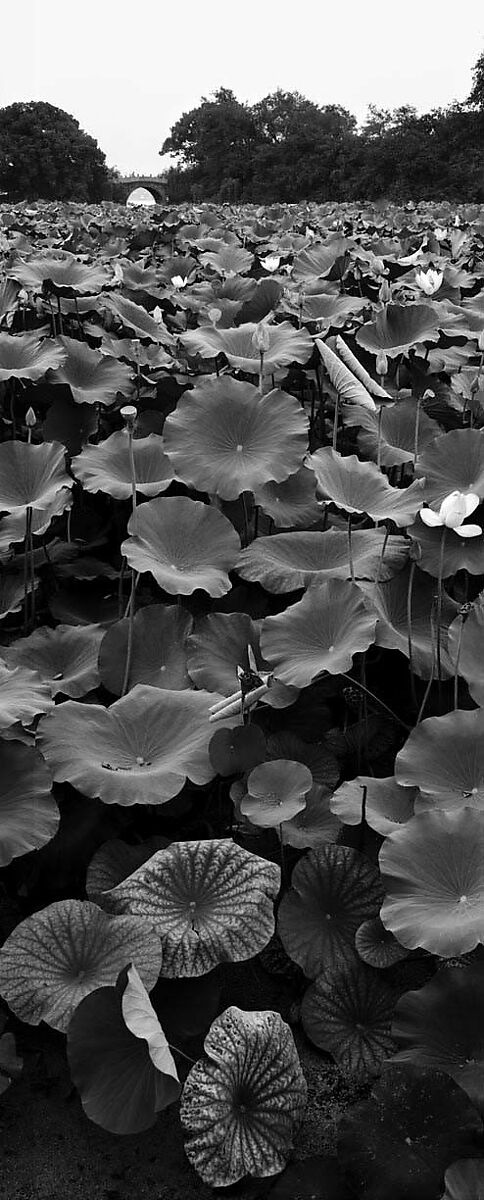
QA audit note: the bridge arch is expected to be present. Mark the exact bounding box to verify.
[114,176,169,206]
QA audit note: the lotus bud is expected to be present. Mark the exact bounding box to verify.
[379,278,392,304]
[376,351,388,377]
[251,322,271,353]
[171,275,186,289]
[131,339,141,362]
[25,406,36,428]
[18,288,28,305]
[261,255,280,273]
[478,330,484,352]
[112,262,123,283]
[208,307,222,326]
[151,306,163,325]
[120,405,137,432]
[373,257,385,276]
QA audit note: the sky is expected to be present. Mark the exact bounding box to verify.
[1,0,483,176]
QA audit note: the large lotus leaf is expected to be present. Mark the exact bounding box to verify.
[0,490,73,553]
[0,739,58,867]
[187,611,260,695]
[121,496,239,597]
[408,516,484,577]
[8,251,110,294]
[360,563,459,679]
[302,291,366,325]
[355,916,409,969]
[331,775,417,836]
[441,1160,484,1200]
[416,429,484,504]
[0,573,34,622]
[43,392,99,455]
[0,331,67,381]
[181,321,313,373]
[268,1156,351,1200]
[302,961,395,1078]
[337,1065,482,1200]
[281,783,342,848]
[0,440,72,516]
[86,836,169,902]
[392,966,484,1111]
[103,293,175,344]
[101,839,280,977]
[99,605,192,695]
[380,807,484,956]
[0,662,53,731]
[449,594,484,705]
[237,529,407,593]
[309,447,425,525]
[200,243,255,275]
[2,624,103,698]
[71,431,174,497]
[38,685,230,806]
[0,900,162,1032]
[260,579,377,687]
[209,725,266,777]
[67,964,180,1134]
[237,276,284,324]
[356,304,441,357]
[315,338,377,411]
[254,466,321,528]
[163,377,308,500]
[292,238,350,282]
[278,845,383,977]
[354,400,441,467]
[242,760,312,827]
[395,709,484,812]
[180,1005,307,1186]
[49,336,133,406]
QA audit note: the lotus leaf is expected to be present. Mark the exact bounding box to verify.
[50,336,133,405]
[86,836,170,903]
[242,759,313,826]
[292,238,350,282]
[0,662,53,731]
[163,376,308,499]
[200,243,254,275]
[187,611,260,695]
[360,563,458,679]
[0,1019,22,1096]
[281,783,342,848]
[268,1156,351,1200]
[8,251,110,294]
[260,579,377,687]
[302,960,395,1077]
[309,447,425,525]
[43,392,99,455]
[0,331,66,381]
[416,429,484,504]
[278,844,383,977]
[71,431,174,497]
[67,964,180,1133]
[441,1159,484,1200]
[180,1005,307,1186]
[98,605,192,695]
[209,725,266,777]
[254,466,321,528]
[0,440,72,516]
[315,337,377,411]
[38,685,229,806]
[395,708,484,811]
[337,1065,482,1200]
[392,966,484,1111]
[266,731,340,789]
[449,594,484,705]
[356,917,409,968]
[181,321,313,373]
[237,529,407,593]
[356,303,441,357]
[103,293,175,344]
[2,624,103,698]
[331,776,417,836]
[101,839,280,977]
[121,496,240,597]
[380,807,484,955]
[0,739,58,867]
[353,400,441,467]
[0,900,162,1032]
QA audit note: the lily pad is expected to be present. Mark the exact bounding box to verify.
[281,783,342,849]
[237,529,408,593]
[181,320,313,373]
[356,303,441,357]
[187,611,260,695]
[71,431,174,497]
[302,960,395,1078]
[0,331,66,381]
[209,725,266,777]
[254,467,321,528]
[395,708,484,812]
[0,662,53,731]
[0,440,72,517]
[309,447,425,525]
[242,759,313,827]
[260,579,377,687]
[331,776,417,836]
[50,336,133,406]
[121,496,240,597]
[449,593,484,705]
[98,605,193,695]
[416,428,484,505]
[2,624,103,698]
[356,917,409,969]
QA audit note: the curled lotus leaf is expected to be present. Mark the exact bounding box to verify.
[98,605,193,695]
[0,739,58,868]
[355,917,409,969]
[0,331,67,381]
[242,759,313,827]
[356,303,441,357]
[180,1005,307,1186]
[302,960,395,1079]
[449,594,484,705]
[315,337,377,411]
[0,440,72,516]
[392,966,484,1111]
[121,496,240,597]
[254,466,321,528]
[0,490,73,553]
[50,337,134,406]
[237,529,408,593]
[38,685,229,806]
[101,839,281,978]
[260,579,377,687]
[2,623,103,698]
[395,708,484,812]
[331,776,417,836]
[67,964,180,1134]
[8,250,110,294]
[416,428,484,505]
[86,836,170,903]
[163,376,308,500]
[408,515,484,578]
[309,447,425,525]
[0,662,53,731]
[0,899,162,1032]
[337,1065,483,1200]
[441,1159,484,1200]
[360,563,458,679]
[281,783,342,849]
[181,320,313,372]
[71,431,174,498]
[103,293,175,344]
[278,844,383,978]
[380,807,484,956]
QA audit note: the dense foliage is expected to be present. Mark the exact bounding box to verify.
[0,194,484,1196]
[0,102,113,201]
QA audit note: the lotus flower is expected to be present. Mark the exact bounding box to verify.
[420,491,481,537]
[415,268,443,295]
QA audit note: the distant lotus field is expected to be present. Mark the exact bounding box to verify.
[0,197,484,1196]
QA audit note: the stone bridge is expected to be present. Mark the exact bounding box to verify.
[114,175,169,205]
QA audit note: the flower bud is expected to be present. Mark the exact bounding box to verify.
[378,279,392,304]
[120,405,137,431]
[251,322,271,353]
[208,307,222,326]
[25,406,36,428]
[376,351,388,377]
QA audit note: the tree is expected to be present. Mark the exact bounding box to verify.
[161,88,258,199]
[468,49,484,108]
[0,102,112,201]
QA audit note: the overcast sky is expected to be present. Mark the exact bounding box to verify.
[2,0,483,176]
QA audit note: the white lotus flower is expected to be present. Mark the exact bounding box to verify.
[415,268,443,296]
[434,227,447,241]
[171,275,187,289]
[420,491,481,537]
[260,255,280,273]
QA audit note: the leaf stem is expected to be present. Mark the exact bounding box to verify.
[340,672,411,731]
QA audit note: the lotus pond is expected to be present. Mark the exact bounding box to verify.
[0,197,484,1199]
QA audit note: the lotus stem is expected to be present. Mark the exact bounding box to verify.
[376,406,383,471]
[121,407,138,697]
[374,526,390,588]
[23,506,32,634]
[436,527,447,685]
[332,393,340,451]
[259,349,265,396]
[347,513,355,584]
[358,784,368,853]
[339,672,411,731]
[406,559,419,711]
[417,602,436,723]
[56,294,63,335]
[452,609,466,711]
[241,492,251,547]
[413,394,421,468]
